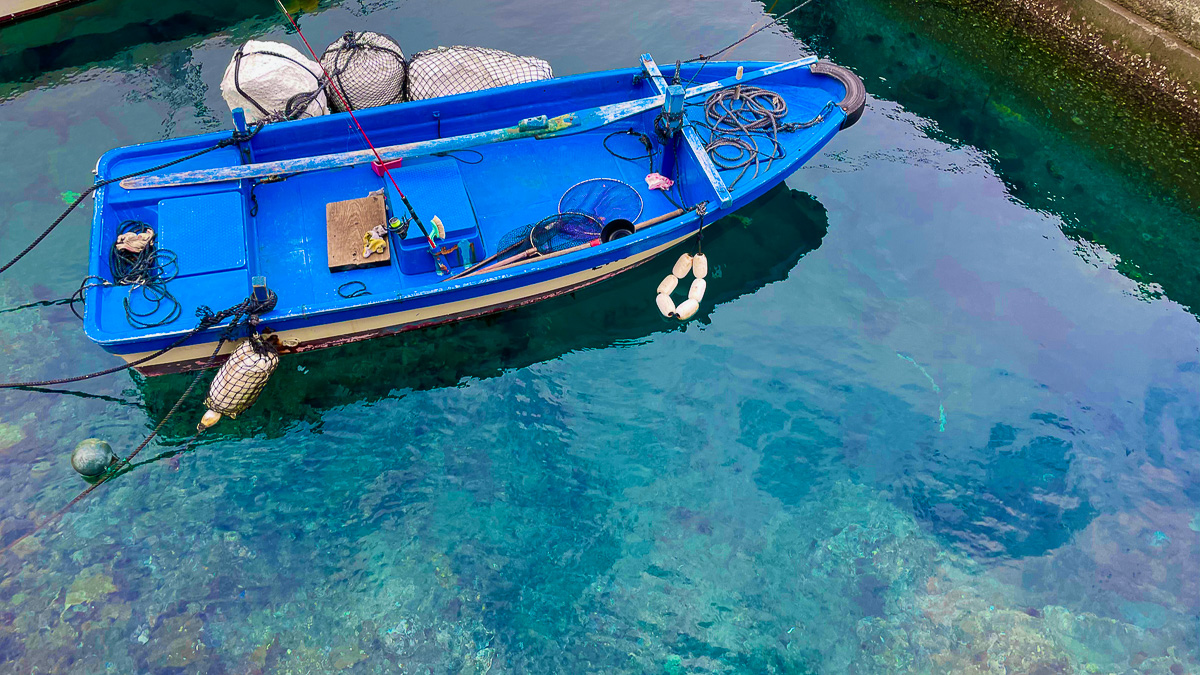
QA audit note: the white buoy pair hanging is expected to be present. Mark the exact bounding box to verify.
[655,251,708,320]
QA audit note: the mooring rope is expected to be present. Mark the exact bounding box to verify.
[683,0,821,66]
[0,293,276,390]
[1,335,225,557]
[0,295,276,557]
[0,126,259,278]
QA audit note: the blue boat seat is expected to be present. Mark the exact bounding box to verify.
[381,159,481,273]
[157,191,248,277]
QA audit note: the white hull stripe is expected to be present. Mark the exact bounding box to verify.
[119,232,691,369]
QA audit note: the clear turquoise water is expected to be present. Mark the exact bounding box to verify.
[1,0,1198,672]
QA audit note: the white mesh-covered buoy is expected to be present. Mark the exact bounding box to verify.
[198,339,279,429]
[221,40,328,123]
[320,31,407,112]
[407,46,553,100]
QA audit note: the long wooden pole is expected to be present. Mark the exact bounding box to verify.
[460,208,688,279]
[119,57,816,191]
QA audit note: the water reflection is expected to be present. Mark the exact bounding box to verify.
[777,0,1200,316]
[137,184,829,441]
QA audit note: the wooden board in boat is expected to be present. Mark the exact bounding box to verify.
[326,192,389,272]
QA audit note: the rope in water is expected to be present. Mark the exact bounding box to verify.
[2,329,230,556]
[0,295,276,556]
[0,293,276,389]
[0,126,258,278]
[683,0,821,65]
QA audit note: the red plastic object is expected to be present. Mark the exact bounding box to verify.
[371,158,403,176]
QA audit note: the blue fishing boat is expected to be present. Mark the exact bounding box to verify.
[83,54,864,375]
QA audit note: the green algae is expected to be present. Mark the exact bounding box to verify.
[63,568,116,612]
[782,0,1200,316]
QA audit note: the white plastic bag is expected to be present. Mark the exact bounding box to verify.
[220,40,328,123]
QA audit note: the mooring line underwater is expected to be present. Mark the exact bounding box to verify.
[897,352,947,432]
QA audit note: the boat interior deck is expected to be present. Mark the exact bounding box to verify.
[88,62,847,344]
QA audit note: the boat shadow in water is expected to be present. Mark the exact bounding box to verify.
[139,184,829,441]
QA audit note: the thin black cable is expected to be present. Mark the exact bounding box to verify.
[337,281,371,298]
[0,126,259,278]
[433,149,485,165]
[603,129,657,174]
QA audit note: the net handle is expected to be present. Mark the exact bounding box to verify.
[471,208,687,277]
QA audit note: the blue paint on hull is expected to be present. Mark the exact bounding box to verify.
[84,57,854,364]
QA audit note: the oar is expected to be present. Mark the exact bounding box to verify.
[118,57,816,191]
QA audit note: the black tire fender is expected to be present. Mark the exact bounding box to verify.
[809,60,866,129]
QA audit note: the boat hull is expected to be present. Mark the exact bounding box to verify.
[129,227,689,375]
[87,56,863,376]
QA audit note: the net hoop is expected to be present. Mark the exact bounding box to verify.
[558,178,643,225]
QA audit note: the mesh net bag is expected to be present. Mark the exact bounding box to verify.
[220,40,328,124]
[494,212,602,257]
[204,338,279,417]
[407,46,553,101]
[320,31,407,112]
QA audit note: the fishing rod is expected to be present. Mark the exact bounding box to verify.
[271,0,440,254]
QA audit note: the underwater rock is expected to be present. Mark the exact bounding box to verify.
[0,423,23,452]
[329,644,368,670]
[143,615,208,670]
[64,569,116,612]
[912,430,1096,559]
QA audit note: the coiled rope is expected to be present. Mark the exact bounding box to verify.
[694,86,834,189]
[68,220,184,329]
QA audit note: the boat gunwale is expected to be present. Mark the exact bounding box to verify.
[85,59,849,348]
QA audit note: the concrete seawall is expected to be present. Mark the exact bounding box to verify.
[991,0,1200,119]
